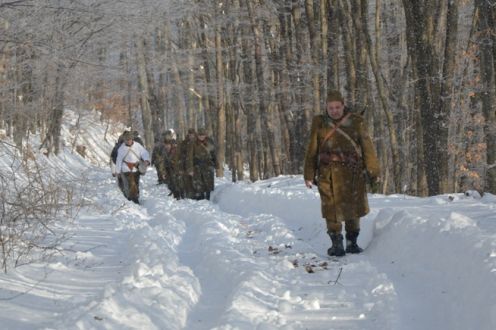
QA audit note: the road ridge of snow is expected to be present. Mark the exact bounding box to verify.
[165,180,399,330]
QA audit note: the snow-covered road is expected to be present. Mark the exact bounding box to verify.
[1,164,495,330]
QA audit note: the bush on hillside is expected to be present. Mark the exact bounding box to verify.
[0,143,81,273]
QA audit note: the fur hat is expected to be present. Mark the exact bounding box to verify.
[122,131,133,141]
[197,127,207,135]
[163,131,174,143]
[326,90,344,103]
[187,128,196,135]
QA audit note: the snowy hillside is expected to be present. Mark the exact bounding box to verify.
[0,111,495,330]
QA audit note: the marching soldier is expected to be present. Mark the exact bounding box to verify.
[176,128,197,199]
[115,131,150,204]
[162,135,181,199]
[187,127,216,200]
[303,90,381,256]
[151,134,167,184]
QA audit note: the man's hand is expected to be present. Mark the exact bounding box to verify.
[305,180,313,189]
[369,176,381,193]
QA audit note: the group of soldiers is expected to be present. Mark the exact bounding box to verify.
[151,127,216,200]
[110,127,216,203]
[109,89,379,258]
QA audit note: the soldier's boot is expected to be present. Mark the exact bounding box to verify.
[345,231,363,254]
[205,191,210,200]
[327,232,345,257]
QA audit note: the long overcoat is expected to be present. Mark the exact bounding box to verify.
[304,111,380,222]
[176,138,195,198]
[187,137,216,194]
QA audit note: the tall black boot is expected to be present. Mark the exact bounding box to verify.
[327,232,345,257]
[345,231,363,254]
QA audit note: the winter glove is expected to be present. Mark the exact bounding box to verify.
[368,176,381,193]
[312,176,319,186]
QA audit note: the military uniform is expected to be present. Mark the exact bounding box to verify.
[176,129,197,199]
[187,129,216,200]
[151,142,167,184]
[162,139,181,199]
[304,112,380,229]
[304,90,380,256]
[115,131,150,204]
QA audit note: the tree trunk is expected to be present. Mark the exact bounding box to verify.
[477,0,496,193]
[320,0,328,96]
[277,6,297,173]
[327,0,340,90]
[359,0,401,192]
[245,0,281,176]
[136,37,154,150]
[438,0,459,193]
[402,1,445,195]
[215,12,226,178]
[46,64,65,155]
[337,0,357,104]
[164,22,187,140]
[198,15,215,136]
[291,0,313,134]
[304,0,321,115]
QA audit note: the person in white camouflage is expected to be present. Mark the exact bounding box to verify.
[115,131,150,204]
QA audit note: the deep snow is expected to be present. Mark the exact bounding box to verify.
[0,110,495,330]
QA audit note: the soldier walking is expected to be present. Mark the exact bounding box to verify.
[176,128,197,199]
[161,135,181,199]
[151,134,167,184]
[115,131,150,204]
[303,90,381,256]
[187,127,216,200]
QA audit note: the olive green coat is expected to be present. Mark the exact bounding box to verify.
[187,137,216,194]
[151,144,167,182]
[176,138,195,198]
[304,112,380,222]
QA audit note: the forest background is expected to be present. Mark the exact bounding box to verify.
[1,0,495,196]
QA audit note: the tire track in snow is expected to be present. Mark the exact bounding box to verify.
[172,203,253,329]
[51,169,200,329]
[165,183,398,329]
[208,180,399,329]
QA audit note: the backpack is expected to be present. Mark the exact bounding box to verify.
[110,142,121,164]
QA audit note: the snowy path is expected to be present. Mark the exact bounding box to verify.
[148,177,398,329]
[0,166,495,330]
[213,178,496,330]
[0,174,133,329]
